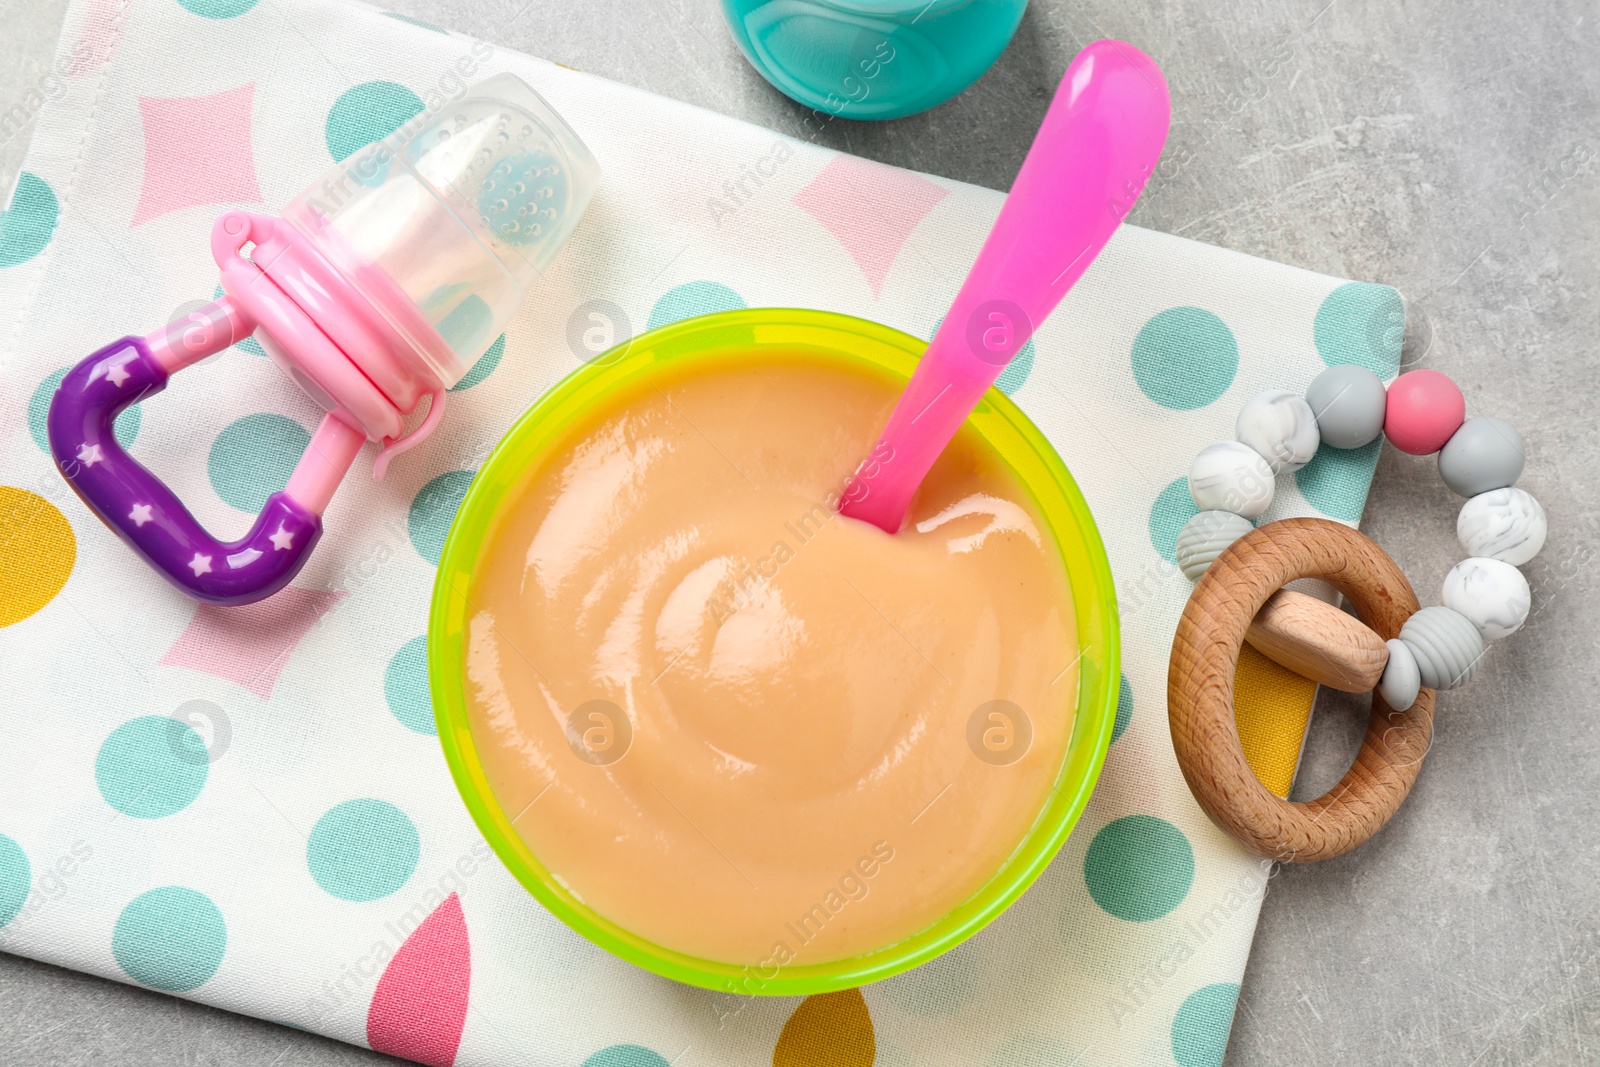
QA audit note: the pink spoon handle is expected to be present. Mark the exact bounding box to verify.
[841,40,1171,532]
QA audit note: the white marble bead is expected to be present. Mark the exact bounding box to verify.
[1236,389,1320,473]
[1442,557,1531,640]
[1174,510,1255,580]
[1189,441,1275,519]
[1399,606,1486,690]
[1378,638,1421,710]
[1457,487,1547,566]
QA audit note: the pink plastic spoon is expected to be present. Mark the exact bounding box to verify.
[840,40,1171,532]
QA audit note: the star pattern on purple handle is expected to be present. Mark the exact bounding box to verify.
[47,336,323,605]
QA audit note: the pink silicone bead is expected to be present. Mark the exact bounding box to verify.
[1384,369,1465,455]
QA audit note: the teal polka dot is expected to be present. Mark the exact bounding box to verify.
[1131,307,1238,410]
[409,470,474,566]
[325,82,424,163]
[1314,283,1403,377]
[0,173,60,269]
[647,281,746,330]
[214,284,266,356]
[1111,673,1132,744]
[208,413,311,513]
[306,799,419,902]
[95,716,209,819]
[30,368,141,453]
[1148,476,1199,564]
[177,0,260,16]
[581,1046,671,1067]
[113,886,227,991]
[436,295,494,358]
[1083,814,1195,922]
[449,333,504,392]
[384,637,436,736]
[382,11,446,32]
[994,339,1035,395]
[1172,982,1241,1067]
[0,835,29,929]
[1294,436,1381,522]
[930,316,1034,395]
[881,942,979,1014]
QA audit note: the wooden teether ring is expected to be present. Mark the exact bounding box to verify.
[1169,517,1434,862]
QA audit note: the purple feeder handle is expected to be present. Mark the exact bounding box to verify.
[47,320,366,605]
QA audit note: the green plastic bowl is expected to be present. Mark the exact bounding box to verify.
[428,308,1120,996]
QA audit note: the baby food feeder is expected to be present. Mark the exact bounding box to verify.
[841,40,1171,531]
[47,74,599,605]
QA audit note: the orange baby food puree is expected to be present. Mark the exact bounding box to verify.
[464,353,1075,966]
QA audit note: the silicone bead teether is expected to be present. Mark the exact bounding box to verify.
[1305,364,1386,449]
[1437,416,1526,497]
[1170,363,1544,861]
[1442,557,1531,640]
[1384,369,1465,455]
[1189,441,1275,519]
[1236,389,1320,473]
[1398,605,1485,690]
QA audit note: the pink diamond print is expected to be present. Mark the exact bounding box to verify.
[158,585,344,700]
[368,894,471,1067]
[65,0,128,77]
[132,83,264,227]
[792,154,950,297]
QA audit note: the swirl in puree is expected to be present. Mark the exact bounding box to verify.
[464,354,1076,966]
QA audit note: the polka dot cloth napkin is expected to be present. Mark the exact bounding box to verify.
[0,1,1403,1065]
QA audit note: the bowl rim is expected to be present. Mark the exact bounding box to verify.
[427,307,1120,996]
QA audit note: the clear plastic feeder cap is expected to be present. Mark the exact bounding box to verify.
[285,73,600,387]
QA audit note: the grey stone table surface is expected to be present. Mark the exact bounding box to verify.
[2,0,1598,1063]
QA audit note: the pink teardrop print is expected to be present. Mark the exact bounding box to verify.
[367,893,472,1066]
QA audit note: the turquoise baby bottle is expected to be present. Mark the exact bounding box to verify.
[721,0,1028,120]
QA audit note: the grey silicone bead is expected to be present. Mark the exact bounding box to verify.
[1437,416,1526,497]
[1174,510,1255,581]
[1398,605,1486,690]
[1305,364,1387,449]
[1378,638,1421,710]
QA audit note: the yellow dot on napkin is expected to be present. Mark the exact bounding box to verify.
[773,989,875,1067]
[1233,642,1317,799]
[0,486,75,627]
